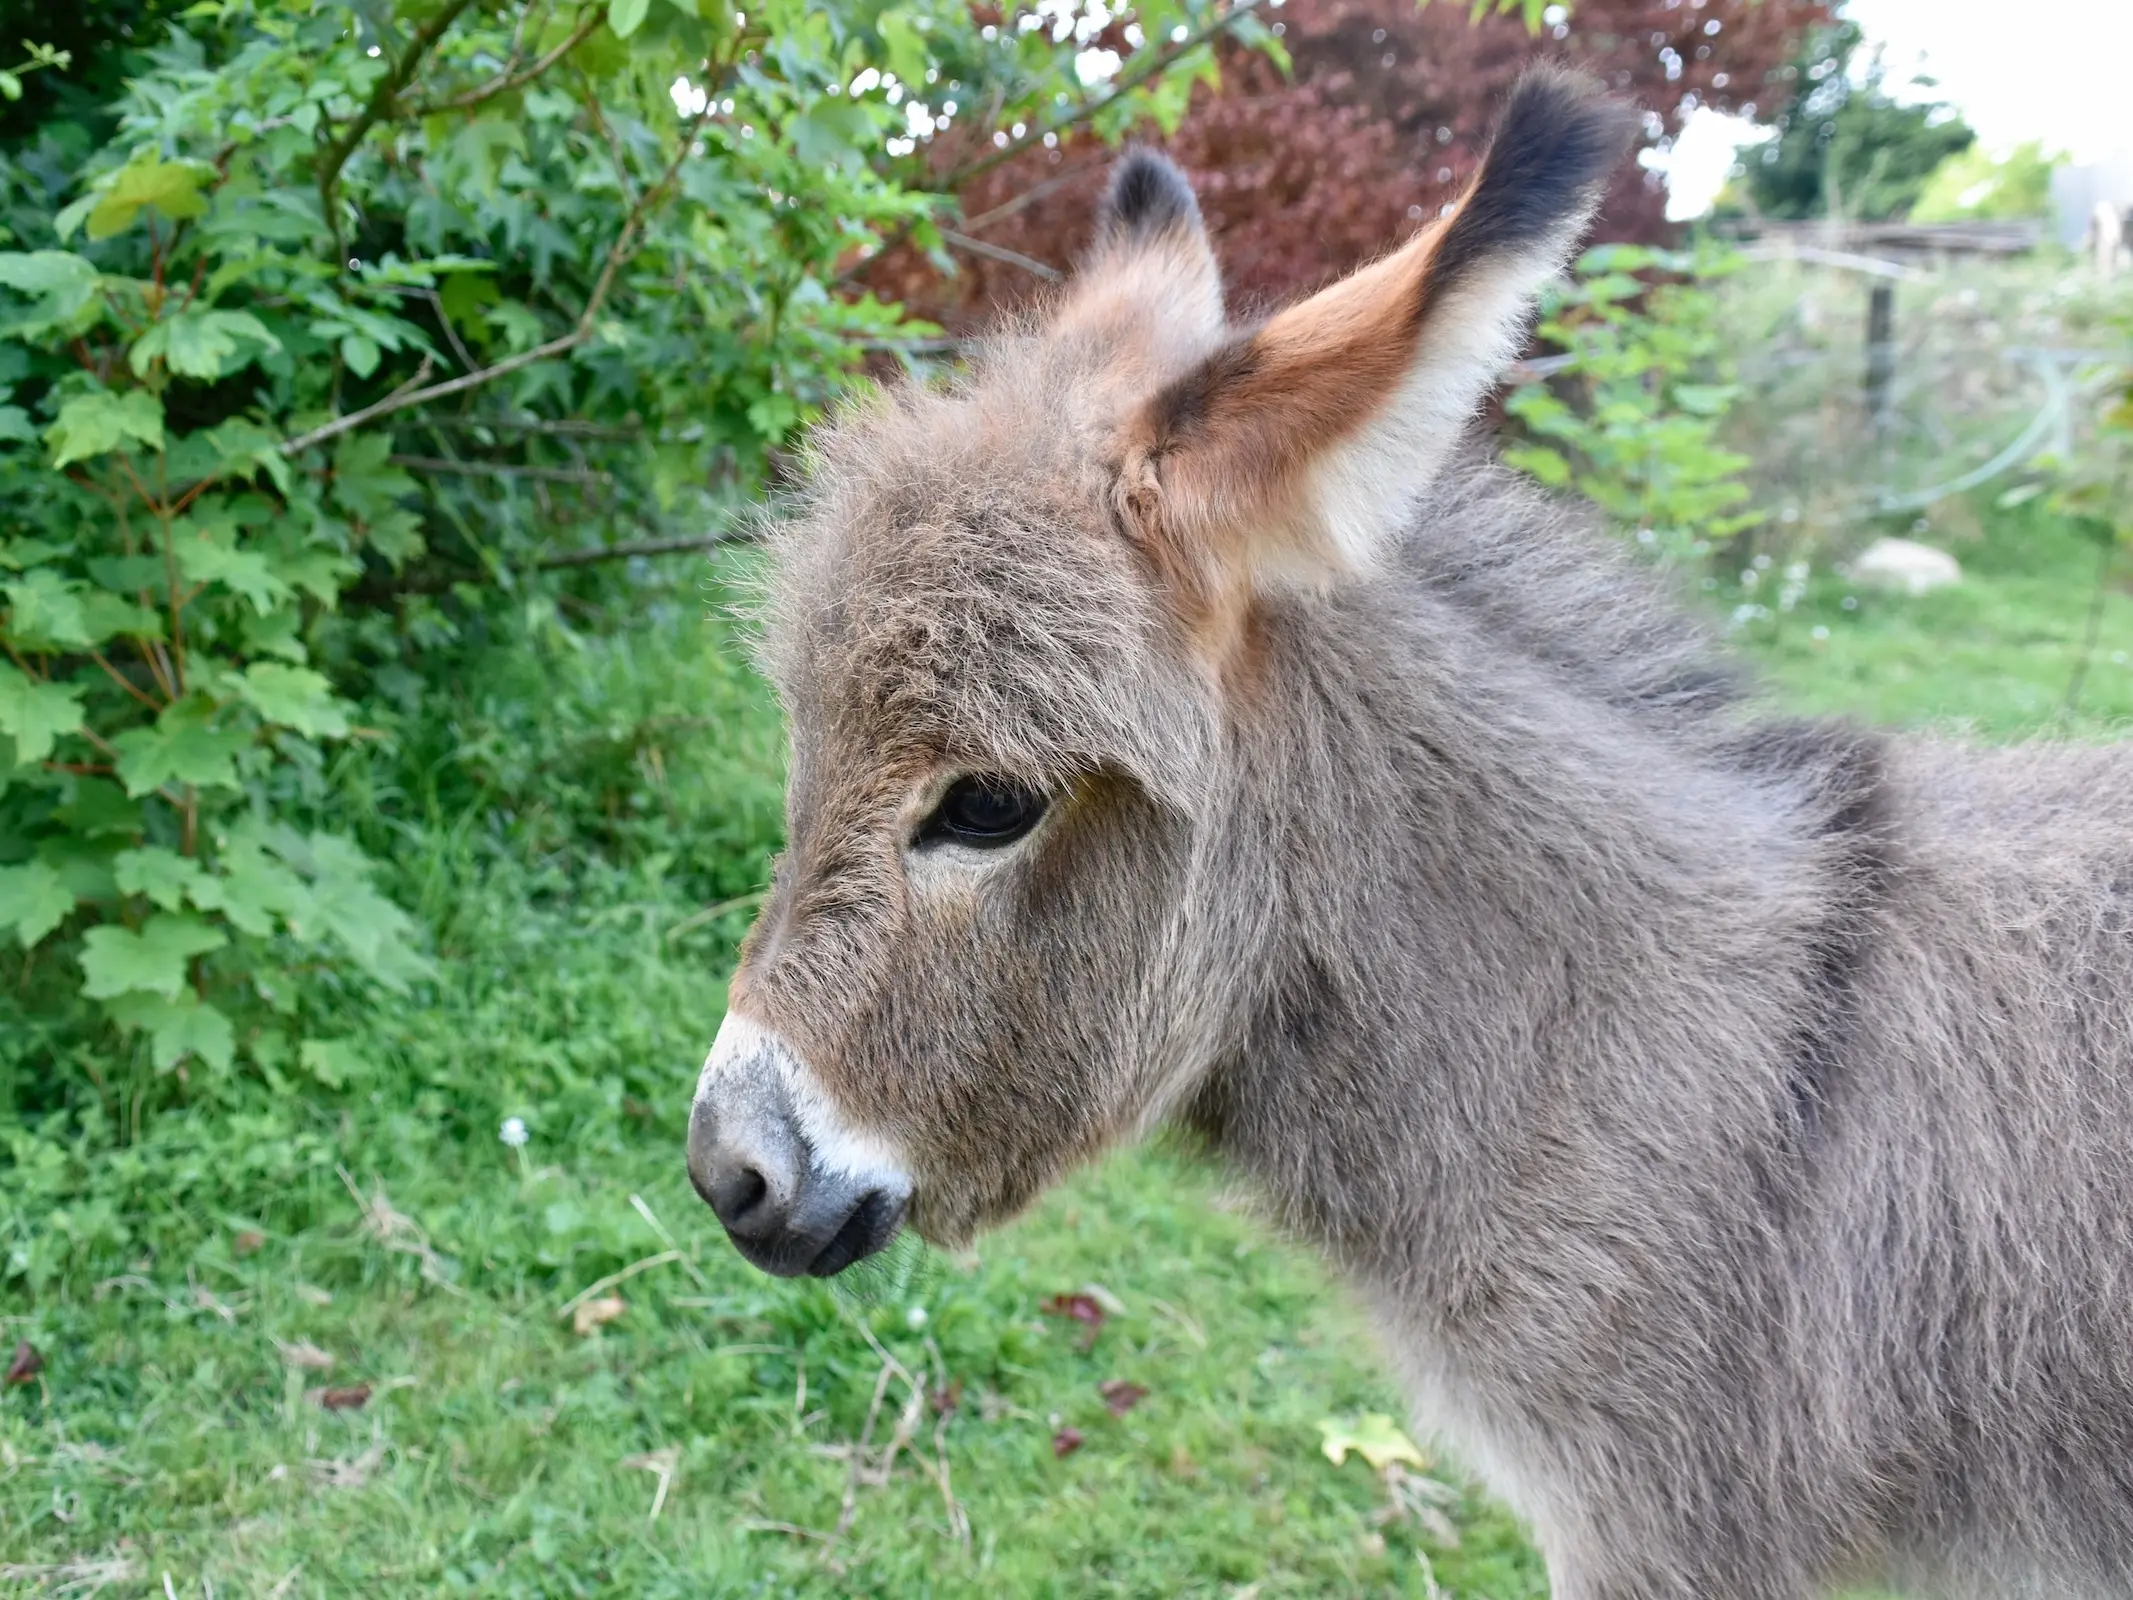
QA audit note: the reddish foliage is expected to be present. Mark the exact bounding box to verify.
[1052,1424,1087,1456]
[861,0,1828,327]
[1099,1377,1150,1416]
[5,1340,43,1385]
[1041,1291,1108,1349]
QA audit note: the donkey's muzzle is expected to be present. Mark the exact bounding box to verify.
[687,1014,911,1278]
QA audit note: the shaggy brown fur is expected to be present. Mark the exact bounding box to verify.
[692,68,2133,1598]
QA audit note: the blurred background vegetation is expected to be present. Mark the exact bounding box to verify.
[1,0,2128,1594]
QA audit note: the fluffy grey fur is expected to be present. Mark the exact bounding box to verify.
[700,73,2133,1598]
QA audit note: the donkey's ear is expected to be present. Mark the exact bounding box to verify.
[1110,68,1639,614]
[1056,149,1224,359]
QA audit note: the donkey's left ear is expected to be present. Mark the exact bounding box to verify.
[1056,148,1225,361]
[1110,68,1639,614]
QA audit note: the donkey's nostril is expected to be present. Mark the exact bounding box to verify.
[706,1163,779,1238]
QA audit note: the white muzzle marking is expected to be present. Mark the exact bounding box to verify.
[694,1012,910,1191]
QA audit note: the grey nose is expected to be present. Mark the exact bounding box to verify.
[687,1096,907,1278]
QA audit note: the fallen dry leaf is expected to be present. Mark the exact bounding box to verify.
[1051,1425,1084,1458]
[1317,1412,1427,1472]
[572,1294,627,1337]
[275,1339,335,1372]
[1040,1292,1106,1349]
[309,1383,371,1411]
[233,1229,266,1256]
[1098,1379,1148,1417]
[5,1341,43,1385]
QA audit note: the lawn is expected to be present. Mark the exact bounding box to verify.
[4,499,2128,1599]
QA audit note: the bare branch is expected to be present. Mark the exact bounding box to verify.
[424,416,642,441]
[537,526,756,569]
[406,6,605,117]
[317,0,483,255]
[833,1,1263,290]
[937,0,1265,193]
[389,453,612,485]
[938,228,1061,281]
[282,95,716,459]
[959,158,1106,234]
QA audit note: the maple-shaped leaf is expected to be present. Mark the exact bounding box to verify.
[79,912,226,1000]
[111,698,249,796]
[113,845,209,911]
[0,859,73,946]
[0,663,85,763]
[103,990,236,1072]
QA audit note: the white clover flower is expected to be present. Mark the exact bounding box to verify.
[499,1116,529,1149]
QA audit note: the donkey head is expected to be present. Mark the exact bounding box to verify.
[687,68,1638,1277]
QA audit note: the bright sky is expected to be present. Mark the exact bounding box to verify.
[1654,0,2133,219]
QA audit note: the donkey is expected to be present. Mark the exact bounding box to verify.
[686,67,2133,1599]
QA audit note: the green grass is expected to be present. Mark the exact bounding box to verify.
[4,501,2128,1598]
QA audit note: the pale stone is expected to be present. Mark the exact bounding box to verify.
[1849,537,1962,596]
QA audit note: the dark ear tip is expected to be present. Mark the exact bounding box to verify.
[1098,148,1202,248]
[1493,66,1644,193]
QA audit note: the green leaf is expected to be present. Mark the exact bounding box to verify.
[339,332,380,377]
[0,663,85,763]
[4,568,92,649]
[173,524,292,614]
[790,101,872,172]
[234,662,349,738]
[1503,444,1573,489]
[130,308,282,382]
[608,0,651,39]
[111,698,248,796]
[298,1037,366,1088]
[200,834,309,937]
[105,991,235,1072]
[114,845,209,911]
[0,250,100,330]
[47,388,165,468]
[0,859,73,946]
[1316,1413,1428,1472]
[77,590,163,644]
[299,832,427,990]
[79,911,226,1000]
[84,157,211,241]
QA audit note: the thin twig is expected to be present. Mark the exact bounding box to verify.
[834,0,1261,289]
[388,454,612,485]
[555,1251,683,1320]
[317,0,483,260]
[88,648,162,711]
[937,0,1264,192]
[424,416,641,441]
[406,5,604,117]
[2061,535,2118,720]
[959,157,1107,234]
[536,525,755,569]
[282,92,716,458]
[939,228,1060,281]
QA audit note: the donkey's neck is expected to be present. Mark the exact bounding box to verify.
[1182,479,1862,1309]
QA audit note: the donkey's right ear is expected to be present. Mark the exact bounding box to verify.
[1056,149,1224,358]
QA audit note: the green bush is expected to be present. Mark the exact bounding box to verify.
[1503,242,1760,570]
[0,2,1237,1083]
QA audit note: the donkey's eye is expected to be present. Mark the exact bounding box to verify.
[919,775,1048,849]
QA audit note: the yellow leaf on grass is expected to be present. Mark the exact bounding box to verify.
[572,1294,626,1337]
[1317,1413,1428,1471]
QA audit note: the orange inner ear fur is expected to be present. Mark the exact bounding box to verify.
[1107,206,1458,623]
